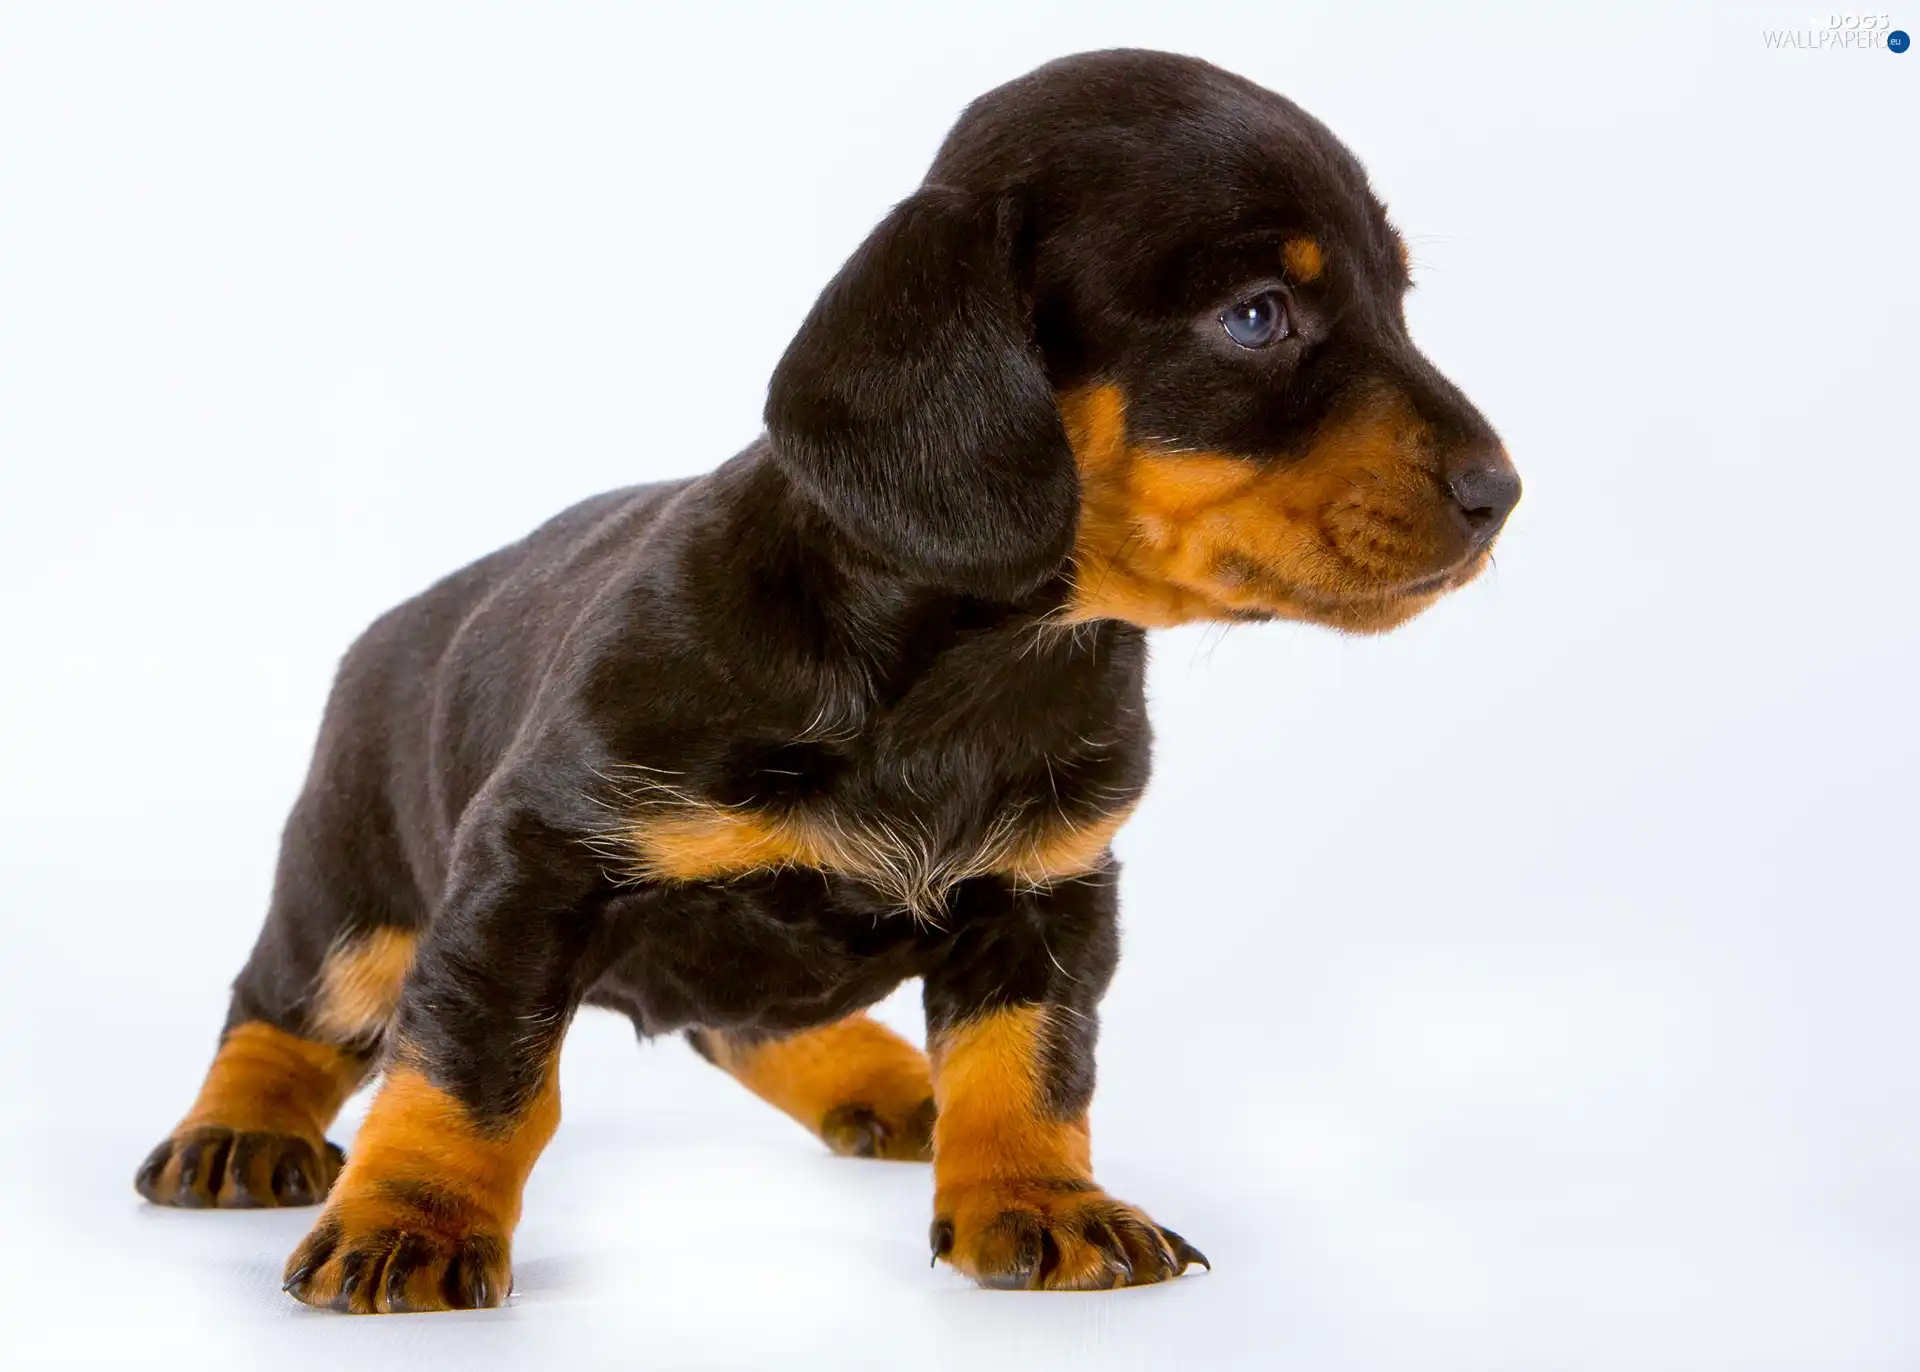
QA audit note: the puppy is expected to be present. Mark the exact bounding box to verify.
[135,49,1518,1306]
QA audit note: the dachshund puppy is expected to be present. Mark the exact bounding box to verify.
[135,48,1518,1306]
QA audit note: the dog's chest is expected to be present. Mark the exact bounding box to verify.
[606,636,1148,919]
[618,786,1132,920]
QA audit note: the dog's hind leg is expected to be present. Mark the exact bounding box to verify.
[135,787,422,1208]
[690,1012,936,1161]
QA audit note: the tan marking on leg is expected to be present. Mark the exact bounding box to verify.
[700,1012,935,1160]
[333,1061,558,1235]
[181,1021,363,1138]
[312,928,417,1042]
[283,1055,560,1313]
[928,1005,1203,1290]
[135,1021,364,1208]
[931,1005,1090,1192]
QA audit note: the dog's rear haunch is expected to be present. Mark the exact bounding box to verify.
[138,49,1515,1307]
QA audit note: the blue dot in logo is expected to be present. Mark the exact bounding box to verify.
[1891,29,1911,52]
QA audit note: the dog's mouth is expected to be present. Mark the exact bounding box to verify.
[1394,553,1489,598]
[1209,542,1491,633]
[1397,567,1458,597]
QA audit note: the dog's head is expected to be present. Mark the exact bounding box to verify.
[766,49,1517,632]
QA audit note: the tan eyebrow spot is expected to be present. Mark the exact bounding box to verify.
[1281,236,1324,283]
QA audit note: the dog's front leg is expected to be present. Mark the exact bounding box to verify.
[923,869,1208,1290]
[282,800,601,1314]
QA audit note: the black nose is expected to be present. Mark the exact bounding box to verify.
[1447,462,1521,540]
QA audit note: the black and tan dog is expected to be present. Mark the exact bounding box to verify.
[135,49,1517,1307]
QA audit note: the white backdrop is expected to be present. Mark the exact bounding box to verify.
[2,3,1914,1370]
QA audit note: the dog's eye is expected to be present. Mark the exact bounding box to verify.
[1220,291,1289,348]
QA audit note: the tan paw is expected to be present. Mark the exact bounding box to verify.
[282,1179,509,1314]
[821,1096,937,1161]
[931,1180,1207,1291]
[135,1125,343,1208]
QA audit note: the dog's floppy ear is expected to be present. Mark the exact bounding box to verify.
[765,185,1078,602]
